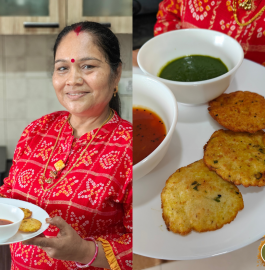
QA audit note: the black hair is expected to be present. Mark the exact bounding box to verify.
[53,21,122,116]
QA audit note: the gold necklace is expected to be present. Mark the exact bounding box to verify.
[233,0,265,26]
[239,0,252,10]
[40,109,114,192]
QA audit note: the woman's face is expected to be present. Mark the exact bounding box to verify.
[52,31,120,118]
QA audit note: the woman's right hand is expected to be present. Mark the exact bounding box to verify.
[23,216,111,269]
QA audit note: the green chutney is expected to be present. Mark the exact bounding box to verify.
[158,55,228,82]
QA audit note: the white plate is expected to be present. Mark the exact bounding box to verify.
[0,198,49,245]
[133,59,265,260]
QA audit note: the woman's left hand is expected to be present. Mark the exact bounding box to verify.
[22,216,92,263]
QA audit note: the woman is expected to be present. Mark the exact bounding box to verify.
[0,21,132,270]
[154,0,265,65]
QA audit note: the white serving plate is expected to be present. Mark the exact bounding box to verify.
[133,59,265,260]
[0,198,49,245]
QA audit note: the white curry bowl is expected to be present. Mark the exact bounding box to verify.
[138,29,244,105]
[133,74,178,181]
[0,203,24,242]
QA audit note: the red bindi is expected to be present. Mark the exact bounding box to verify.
[71,59,75,63]
[74,25,82,35]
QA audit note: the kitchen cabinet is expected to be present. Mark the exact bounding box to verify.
[0,0,66,35]
[67,0,132,33]
[0,0,132,35]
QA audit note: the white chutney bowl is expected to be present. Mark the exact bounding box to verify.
[133,74,178,181]
[0,203,24,242]
[137,29,244,105]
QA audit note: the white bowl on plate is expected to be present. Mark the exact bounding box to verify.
[0,203,24,242]
[137,29,244,105]
[133,74,178,181]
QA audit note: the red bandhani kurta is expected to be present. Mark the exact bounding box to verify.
[154,0,265,65]
[0,111,132,270]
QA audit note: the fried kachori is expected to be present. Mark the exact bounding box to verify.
[19,218,42,233]
[208,91,265,133]
[19,208,32,219]
[161,160,244,235]
[204,129,265,187]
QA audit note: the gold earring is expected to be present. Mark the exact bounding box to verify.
[114,86,118,97]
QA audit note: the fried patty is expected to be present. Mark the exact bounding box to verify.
[208,91,265,133]
[19,218,42,233]
[161,160,244,235]
[19,208,32,219]
[204,129,265,187]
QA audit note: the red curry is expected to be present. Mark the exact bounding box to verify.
[133,107,166,165]
[0,219,13,225]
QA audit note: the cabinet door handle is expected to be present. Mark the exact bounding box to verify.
[24,22,110,28]
[101,23,111,27]
[23,22,59,28]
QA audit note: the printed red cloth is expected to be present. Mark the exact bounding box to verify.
[0,111,132,270]
[154,0,265,65]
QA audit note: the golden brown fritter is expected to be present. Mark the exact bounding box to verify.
[161,160,244,235]
[19,208,32,219]
[19,218,42,233]
[208,91,265,133]
[204,129,265,187]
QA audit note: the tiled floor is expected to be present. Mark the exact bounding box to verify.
[142,239,263,270]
